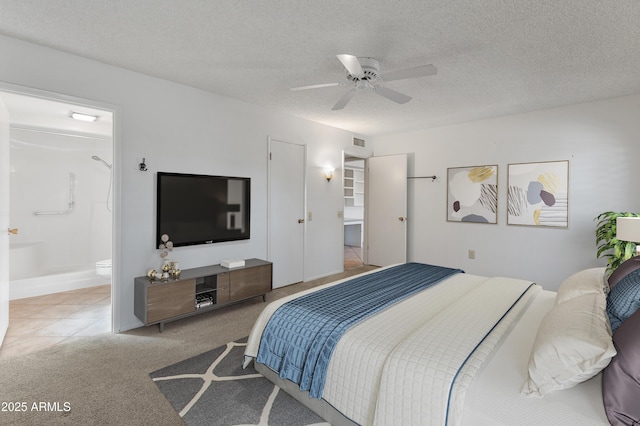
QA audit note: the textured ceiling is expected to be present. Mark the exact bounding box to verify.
[1,0,640,136]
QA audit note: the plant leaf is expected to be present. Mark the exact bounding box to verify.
[624,243,635,260]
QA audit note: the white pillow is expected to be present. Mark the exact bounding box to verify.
[554,267,608,305]
[522,292,616,397]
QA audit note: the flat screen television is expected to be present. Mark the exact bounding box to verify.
[156,172,251,247]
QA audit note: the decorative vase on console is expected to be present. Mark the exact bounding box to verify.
[152,234,180,281]
[169,261,181,279]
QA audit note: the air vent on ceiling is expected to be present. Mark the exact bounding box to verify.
[353,137,365,147]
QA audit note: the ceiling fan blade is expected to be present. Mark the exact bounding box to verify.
[332,89,356,110]
[290,82,342,91]
[381,64,437,82]
[337,54,364,77]
[374,86,412,104]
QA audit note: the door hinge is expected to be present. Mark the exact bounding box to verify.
[269,152,272,160]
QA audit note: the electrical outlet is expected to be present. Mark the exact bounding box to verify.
[337,210,344,218]
[468,249,476,259]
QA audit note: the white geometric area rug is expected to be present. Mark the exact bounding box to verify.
[150,337,329,426]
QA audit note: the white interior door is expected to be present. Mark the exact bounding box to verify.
[268,139,305,288]
[366,154,408,266]
[0,97,10,346]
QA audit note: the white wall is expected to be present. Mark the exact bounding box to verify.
[0,35,350,331]
[371,94,640,290]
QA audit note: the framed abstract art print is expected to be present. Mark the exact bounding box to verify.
[507,160,569,227]
[447,165,498,224]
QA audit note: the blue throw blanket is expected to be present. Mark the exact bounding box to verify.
[256,262,463,398]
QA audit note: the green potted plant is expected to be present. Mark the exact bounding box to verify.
[595,211,640,275]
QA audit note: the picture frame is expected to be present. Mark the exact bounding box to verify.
[447,165,498,224]
[507,160,569,227]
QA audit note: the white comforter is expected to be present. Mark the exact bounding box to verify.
[244,267,539,425]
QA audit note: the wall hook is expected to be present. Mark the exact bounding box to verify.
[139,158,147,171]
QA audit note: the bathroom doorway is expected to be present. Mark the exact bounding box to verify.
[0,86,115,358]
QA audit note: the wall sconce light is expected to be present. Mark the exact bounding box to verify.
[617,216,640,256]
[323,167,335,182]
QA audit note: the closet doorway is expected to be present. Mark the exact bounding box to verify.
[343,153,366,270]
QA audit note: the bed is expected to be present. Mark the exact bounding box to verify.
[243,262,640,425]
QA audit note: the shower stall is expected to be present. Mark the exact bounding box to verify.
[9,126,113,300]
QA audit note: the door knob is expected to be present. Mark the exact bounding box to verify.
[298,219,305,224]
[7,228,18,235]
[398,217,405,222]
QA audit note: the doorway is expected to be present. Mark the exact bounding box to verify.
[0,86,115,358]
[343,153,366,269]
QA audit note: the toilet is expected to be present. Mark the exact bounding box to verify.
[96,259,112,280]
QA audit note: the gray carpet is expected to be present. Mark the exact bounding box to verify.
[151,337,329,426]
[0,266,375,425]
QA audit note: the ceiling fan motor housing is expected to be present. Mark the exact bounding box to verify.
[347,57,380,82]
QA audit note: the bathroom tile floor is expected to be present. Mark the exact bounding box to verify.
[0,284,111,359]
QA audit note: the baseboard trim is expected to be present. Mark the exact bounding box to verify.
[304,269,344,282]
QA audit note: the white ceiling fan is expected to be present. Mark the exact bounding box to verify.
[291,54,437,110]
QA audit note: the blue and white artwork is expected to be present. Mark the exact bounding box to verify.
[447,165,498,224]
[507,160,569,227]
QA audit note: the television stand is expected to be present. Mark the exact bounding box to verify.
[134,258,272,332]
